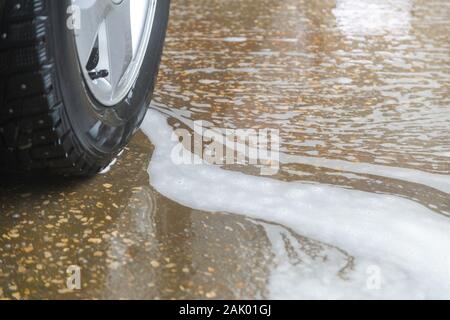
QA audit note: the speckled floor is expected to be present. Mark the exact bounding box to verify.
[0,133,279,299]
[1,0,449,299]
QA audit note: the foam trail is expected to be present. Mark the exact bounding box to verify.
[280,153,450,194]
[152,102,450,194]
[141,109,450,299]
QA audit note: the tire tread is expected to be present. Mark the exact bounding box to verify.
[0,0,103,175]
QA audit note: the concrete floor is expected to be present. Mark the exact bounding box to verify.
[1,0,449,299]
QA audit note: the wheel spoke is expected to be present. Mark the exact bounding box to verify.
[72,0,157,106]
[105,1,133,95]
[73,0,113,68]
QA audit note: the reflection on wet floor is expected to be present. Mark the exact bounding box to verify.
[155,0,450,215]
[0,134,270,299]
[0,133,351,299]
[1,0,450,299]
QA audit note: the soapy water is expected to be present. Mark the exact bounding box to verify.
[143,0,450,298]
[151,101,450,197]
[141,107,450,299]
[333,0,412,37]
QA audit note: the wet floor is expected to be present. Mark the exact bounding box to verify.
[1,0,450,299]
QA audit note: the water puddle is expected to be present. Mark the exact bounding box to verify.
[141,108,450,299]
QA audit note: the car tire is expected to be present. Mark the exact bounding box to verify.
[0,0,170,176]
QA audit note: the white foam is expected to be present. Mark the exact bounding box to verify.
[141,109,450,299]
[152,102,450,194]
[223,37,247,42]
[261,222,423,299]
[280,153,450,194]
[333,0,412,37]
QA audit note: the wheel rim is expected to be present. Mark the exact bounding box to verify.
[71,0,158,106]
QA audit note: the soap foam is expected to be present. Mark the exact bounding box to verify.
[141,108,450,299]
